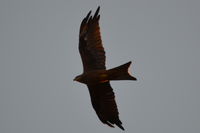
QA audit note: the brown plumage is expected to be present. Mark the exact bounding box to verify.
[74,6,137,130]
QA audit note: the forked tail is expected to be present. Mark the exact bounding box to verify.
[108,61,137,81]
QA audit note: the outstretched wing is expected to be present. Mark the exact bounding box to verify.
[79,6,106,72]
[87,82,125,130]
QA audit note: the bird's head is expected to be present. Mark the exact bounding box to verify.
[73,75,83,83]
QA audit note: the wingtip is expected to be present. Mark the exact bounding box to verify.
[116,123,125,131]
[94,6,100,18]
[105,121,125,130]
[97,6,100,10]
[86,10,92,19]
[128,61,132,65]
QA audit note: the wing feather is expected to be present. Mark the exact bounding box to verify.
[87,82,124,130]
[79,6,106,72]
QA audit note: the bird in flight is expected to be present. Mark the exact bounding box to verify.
[74,6,137,130]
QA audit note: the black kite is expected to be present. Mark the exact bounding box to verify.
[74,6,137,130]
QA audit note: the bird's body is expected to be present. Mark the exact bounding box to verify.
[74,6,137,130]
[75,69,109,84]
[75,61,136,85]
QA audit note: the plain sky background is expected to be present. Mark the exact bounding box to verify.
[0,0,200,133]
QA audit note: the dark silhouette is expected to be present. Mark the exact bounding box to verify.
[74,6,137,130]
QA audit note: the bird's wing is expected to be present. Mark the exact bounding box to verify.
[79,6,106,72]
[87,82,125,130]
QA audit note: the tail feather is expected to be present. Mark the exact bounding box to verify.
[108,61,137,81]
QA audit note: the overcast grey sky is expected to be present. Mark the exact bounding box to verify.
[0,0,200,133]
